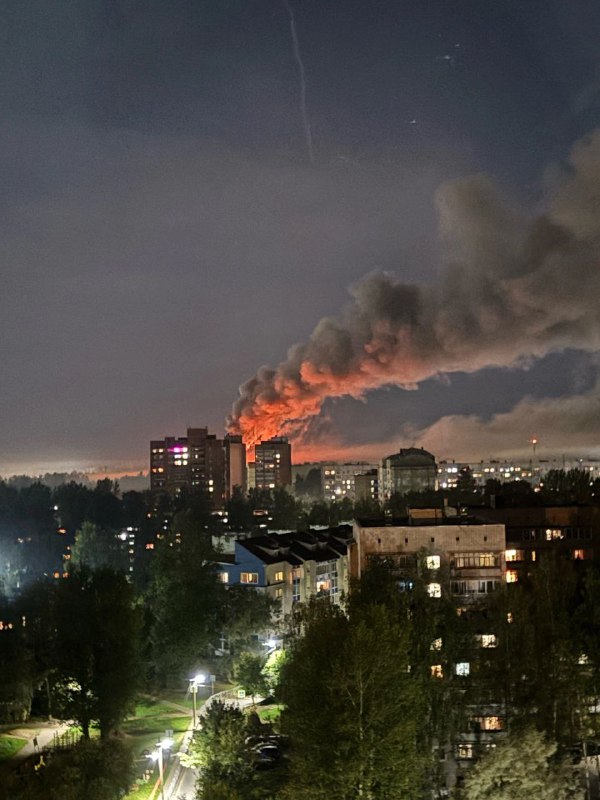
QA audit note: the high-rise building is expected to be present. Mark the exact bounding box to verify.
[150,426,246,503]
[224,434,247,496]
[254,437,292,491]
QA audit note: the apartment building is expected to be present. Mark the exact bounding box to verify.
[215,527,352,617]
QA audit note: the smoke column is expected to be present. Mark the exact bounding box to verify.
[227,131,600,447]
[283,0,315,164]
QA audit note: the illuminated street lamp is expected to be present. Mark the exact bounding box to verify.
[189,673,205,728]
[148,738,173,800]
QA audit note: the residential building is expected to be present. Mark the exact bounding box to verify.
[379,447,437,500]
[150,426,245,504]
[350,511,507,791]
[216,527,352,617]
[321,462,378,502]
[468,504,600,582]
[224,433,247,496]
[254,437,292,491]
[349,512,506,596]
[354,469,379,505]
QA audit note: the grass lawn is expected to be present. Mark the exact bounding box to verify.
[0,735,28,761]
[256,705,282,724]
[131,696,189,719]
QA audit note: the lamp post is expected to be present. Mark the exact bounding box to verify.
[148,738,173,800]
[189,673,206,728]
[189,672,216,727]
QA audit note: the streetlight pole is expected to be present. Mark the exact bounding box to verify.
[148,738,173,800]
[157,744,165,800]
[189,680,198,728]
[190,673,207,728]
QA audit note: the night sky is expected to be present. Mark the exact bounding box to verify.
[2,0,600,476]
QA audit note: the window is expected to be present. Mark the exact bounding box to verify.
[454,552,498,568]
[475,634,497,648]
[505,549,525,562]
[573,549,586,560]
[426,555,441,570]
[431,664,443,678]
[506,570,518,583]
[274,571,284,582]
[430,638,443,651]
[456,743,474,759]
[427,583,442,598]
[472,716,504,731]
[240,572,259,584]
[274,587,283,599]
[455,662,470,676]
[451,580,499,595]
[218,572,229,584]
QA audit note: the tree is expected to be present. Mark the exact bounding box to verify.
[69,522,127,572]
[0,739,135,800]
[234,652,267,703]
[218,585,275,658]
[0,626,33,722]
[280,594,427,800]
[491,552,584,744]
[53,567,140,738]
[182,700,252,796]
[461,727,583,800]
[147,513,224,683]
[263,648,287,700]
[226,486,252,530]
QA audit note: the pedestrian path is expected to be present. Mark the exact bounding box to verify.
[1,719,71,768]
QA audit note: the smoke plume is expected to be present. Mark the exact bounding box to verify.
[228,131,600,446]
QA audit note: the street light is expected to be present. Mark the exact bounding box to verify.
[189,673,205,728]
[148,738,173,800]
[189,672,216,727]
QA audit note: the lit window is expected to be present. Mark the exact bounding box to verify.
[431,664,443,678]
[573,549,585,560]
[474,716,504,731]
[218,572,229,584]
[579,653,590,665]
[506,570,518,583]
[456,743,474,759]
[274,571,284,582]
[430,638,443,651]
[241,572,259,584]
[476,634,497,648]
[427,583,442,598]
[274,587,283,599]
[426,555,441,570]
[455,662,470,676]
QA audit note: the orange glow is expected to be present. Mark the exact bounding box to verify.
[230,344,427,454]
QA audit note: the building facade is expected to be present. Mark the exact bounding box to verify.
[379,447,438,500]
[320,462,378,502]
[254,437,292,491]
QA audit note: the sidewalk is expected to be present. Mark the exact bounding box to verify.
[1,719,71,768]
